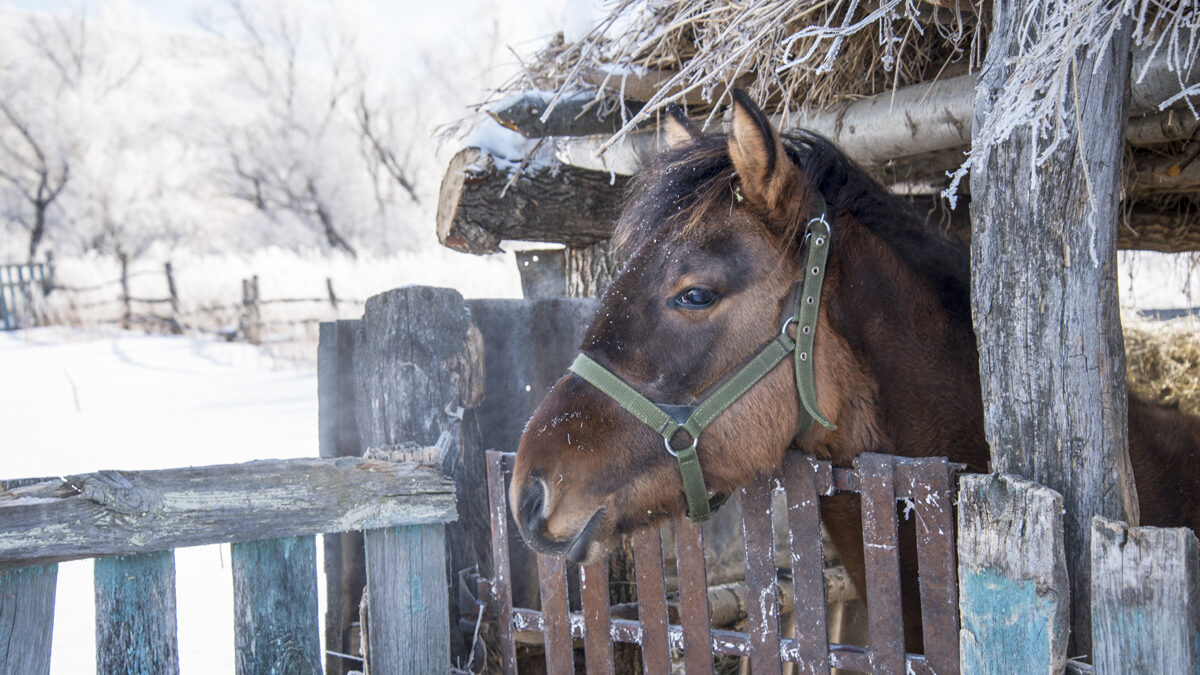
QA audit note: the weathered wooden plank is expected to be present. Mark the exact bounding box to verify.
[536,554,573,675]
[741,477,783,675]
[0,563,57,675]
[855,453,905,673]
[1091,516,1200,674]
[971,0,1139,657]
[0,457,455,568]
[579,560,615,675]
[436,147,630,255]
[364,524,450,674]
[231,536,321,675]
[957,473,1068,674]
[317,319,364,675]
[631,527,672,674]
[95,551,180,675]
[782,454,831,674]
[674,515,715,675]
[485,450,518,674]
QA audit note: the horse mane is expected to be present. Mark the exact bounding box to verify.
[613,130,971,320]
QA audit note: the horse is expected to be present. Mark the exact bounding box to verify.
[509,89,1200,653]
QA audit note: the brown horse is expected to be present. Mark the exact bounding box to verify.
[510,90,1200,650]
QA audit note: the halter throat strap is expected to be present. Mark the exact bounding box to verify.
[569,204,835,522]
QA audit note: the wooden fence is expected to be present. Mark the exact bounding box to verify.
[0,263,47,330]
[0,457,457,674]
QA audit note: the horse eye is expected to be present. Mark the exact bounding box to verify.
[674,287,718,309]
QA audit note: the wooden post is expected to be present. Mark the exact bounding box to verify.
[0,563,57,675]
[565,241,618,298]
[325,277,338,309]
[241,276,261,344]
[1091,516,1200,672]
[94,551,180,675]
[164,262,182,334]
[957,473,1069,674]
[353,286,481,672]
[969,0,1138,656]
[317,320,364,675]
[119,251,131,329]
[231,536,321,675]
[42,251,55,295]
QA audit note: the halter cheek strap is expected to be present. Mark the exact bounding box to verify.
[568,209,836,522]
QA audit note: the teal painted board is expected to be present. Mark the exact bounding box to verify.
[94,551,180,675]
[364,523,450,675]
[957,474,1068,675]
[0,563,57,675]
[1091,516,1200,674]
[231,536,321,675]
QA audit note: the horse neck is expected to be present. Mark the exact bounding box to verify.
[816,221,988,469]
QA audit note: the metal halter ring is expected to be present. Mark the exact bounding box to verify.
[780,315,798,336]
[663,434,698,458]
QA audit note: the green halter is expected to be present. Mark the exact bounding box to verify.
[569,206,836,522]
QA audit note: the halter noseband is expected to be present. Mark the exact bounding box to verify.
[568,200,837,522]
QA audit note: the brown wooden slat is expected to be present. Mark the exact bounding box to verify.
[537,554,574,675]
[855,453,906,673]
[741,478,783,675]
[783,454,832,672]
[674,515,715,675]
[580,560,615,674]
[632,527,672,673]
[485,451,517,674]
[903,458,961,675]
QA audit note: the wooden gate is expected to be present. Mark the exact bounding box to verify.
[0,263,46,330]
[474,449,962,674]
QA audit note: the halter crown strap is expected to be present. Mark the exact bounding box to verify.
[568,199,836,522]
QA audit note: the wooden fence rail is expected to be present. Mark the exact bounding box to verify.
[0,263,47,331]
[0,456,457,674]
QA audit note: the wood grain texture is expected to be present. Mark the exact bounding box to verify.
[364,524,450,675]
[0,457,455,568]
[232,536,321,675]
[95,551,179,675]
[0,563,57,675]
[970,0,1139,657]
[436,147,630,255]
[957,474,1069,675]
[565,241,619,298]
[1091,516,1200,674]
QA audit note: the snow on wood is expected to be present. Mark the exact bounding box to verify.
[0,457,456,568]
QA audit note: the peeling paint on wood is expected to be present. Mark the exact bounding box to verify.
[232,536,321,675]
[94,551,179,675]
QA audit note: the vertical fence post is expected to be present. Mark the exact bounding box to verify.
[95,550,181,675]
[164,262,182,334]
[0,563,58,675]
[231,536,321,675]
[119,252,131,329]
[957,474,1068,674]
[326,277,338,310]
[43,252,55,295]
[0,266,10,330]
[241,276,261,344]
[1091,516,1200,672]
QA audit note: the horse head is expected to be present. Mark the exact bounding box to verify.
[510,91,897,563]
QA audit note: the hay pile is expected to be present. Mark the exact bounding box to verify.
[1126,314,1200,416]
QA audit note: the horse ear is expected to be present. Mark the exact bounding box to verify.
[728,89,797,217]
[662,104,702,148]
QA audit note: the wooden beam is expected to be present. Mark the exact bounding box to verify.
[95,551,180,674]
[957,474,1069,674]
[1091,516,1200,673]
[970,4,1139,656]
[0,564,57,675]
[232,536,322,675]
[0,457,456,568]
[437,147,629,255]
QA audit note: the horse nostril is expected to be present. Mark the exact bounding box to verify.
[519,479,546,530]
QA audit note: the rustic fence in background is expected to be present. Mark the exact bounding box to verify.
[0,263,47,331]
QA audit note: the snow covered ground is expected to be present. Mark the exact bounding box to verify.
[1,326,323,674]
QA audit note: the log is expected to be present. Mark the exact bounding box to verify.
[95,551,180,675]
[231,536,321,675]
[566,241,619,298]
[488,91,644,138]
[0,564,57,675]
[436,147,630,255]
[957,474,1069,674]
[970,2,1139,657]
[352,286,480,672]
[0,457,455,568]
[1090,516,1200,673]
